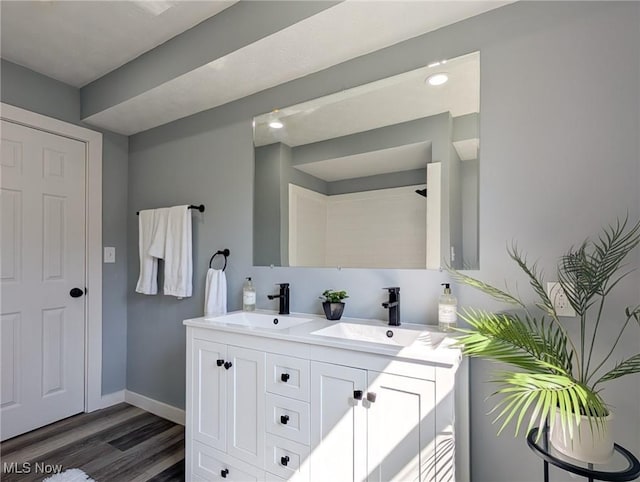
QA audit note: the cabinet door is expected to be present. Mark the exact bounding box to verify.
[310,361,367,482]
[367,372,436,482]
[191,339,227,452]
[227,345,266,468]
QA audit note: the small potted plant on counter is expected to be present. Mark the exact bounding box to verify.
[319,289,349,321]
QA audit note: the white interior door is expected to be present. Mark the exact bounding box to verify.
[1,119,86,441]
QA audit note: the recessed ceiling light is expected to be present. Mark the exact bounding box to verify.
[426,73,449,86]
[269,121,284,129]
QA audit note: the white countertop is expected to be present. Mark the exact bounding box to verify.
[184,310,462,368]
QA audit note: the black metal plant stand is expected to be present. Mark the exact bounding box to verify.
[527,426,640,482]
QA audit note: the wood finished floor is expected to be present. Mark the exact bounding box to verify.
[0,403,185,482]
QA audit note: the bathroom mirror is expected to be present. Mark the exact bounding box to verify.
[253,51,479,270]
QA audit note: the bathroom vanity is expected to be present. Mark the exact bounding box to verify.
[184,311,467,482]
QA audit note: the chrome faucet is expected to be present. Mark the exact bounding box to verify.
[267,283,290,315]
[382,287,401,326]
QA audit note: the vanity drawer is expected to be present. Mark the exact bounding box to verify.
[265,433,310,481]
[192,440,264,481]
[266,393,310,445]
[266,353,310,402]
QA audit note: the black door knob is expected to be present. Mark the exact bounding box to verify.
[281,373,290,382]
[70,287,84,298]
[224,361,233,370]
[220,468,229,478]
[353,390,363,400]
[281,455,290,466]
[280,414,290,424]
[216,359,224,367]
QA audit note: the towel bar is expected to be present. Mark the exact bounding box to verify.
[136,204,205,215]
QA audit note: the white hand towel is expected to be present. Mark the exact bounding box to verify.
[163,205,193,298]
[148,207,170,259]
[204,268,227,316]
[135,209,158,295]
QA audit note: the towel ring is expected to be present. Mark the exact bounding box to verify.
[209,249,230,271]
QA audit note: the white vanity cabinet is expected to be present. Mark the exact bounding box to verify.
[310,362,437,482]
[185,319,465,482]
[188,338,266,478]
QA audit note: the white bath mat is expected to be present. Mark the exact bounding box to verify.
[43,468,96,482]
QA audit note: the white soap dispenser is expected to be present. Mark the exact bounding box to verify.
[243,277,256,312]
[438,283,457,332]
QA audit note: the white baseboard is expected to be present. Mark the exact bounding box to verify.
[124,390,185,425]
[98,390,125,409]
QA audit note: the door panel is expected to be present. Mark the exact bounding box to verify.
[0,188,22,282]
[1,120,86,440]
[192,339,227,451]
[367,372,436,482]
[310,361,367,482]
[1,312,21,408]
[227,345,265,468]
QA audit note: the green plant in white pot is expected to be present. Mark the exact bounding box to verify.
[449,218,640,463]
[319,289,349,321]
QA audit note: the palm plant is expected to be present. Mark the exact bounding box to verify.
[449,217,640,441]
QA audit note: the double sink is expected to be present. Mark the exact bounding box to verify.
[204,311,446,349]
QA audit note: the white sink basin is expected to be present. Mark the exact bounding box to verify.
[205,312,312,330]
[312,322,446,348]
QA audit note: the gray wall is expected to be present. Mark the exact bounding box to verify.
[1,59,129,395]
[254,143,284,266]
[127,3,640,481]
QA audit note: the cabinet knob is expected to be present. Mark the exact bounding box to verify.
[220,468,229,478]
[224,361,233,370]
[281,373,290,382]
[367,392,377,403]
[281,455,290,466]
[280,414,290,425]
[353,390,363,400]
[216,359,224,367]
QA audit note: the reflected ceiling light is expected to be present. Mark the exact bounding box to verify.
[269,120,284,129]
[426,73,449,86]
[428,59,448,68]
[133,1,176,16]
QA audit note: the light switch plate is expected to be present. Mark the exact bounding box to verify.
[104,247,116,263]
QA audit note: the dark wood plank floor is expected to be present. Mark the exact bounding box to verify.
[0,403,185,482]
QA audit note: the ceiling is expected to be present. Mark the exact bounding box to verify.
[254,51,480,147]
[0,1,236,87]
[294,141,432,182]
[1,1,509,135]
[258,51,479,183]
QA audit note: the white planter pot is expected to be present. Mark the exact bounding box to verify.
[549,409,614,464]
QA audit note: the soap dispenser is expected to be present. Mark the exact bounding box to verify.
[243,277,256,312]
[438,283,457,332]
